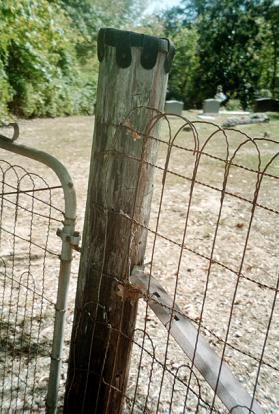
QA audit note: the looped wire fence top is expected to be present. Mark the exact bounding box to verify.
[69,106,278,413]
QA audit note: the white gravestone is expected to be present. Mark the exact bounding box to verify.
[165,100,184,115]
[203,98,220,114]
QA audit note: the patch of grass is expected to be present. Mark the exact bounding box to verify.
[267,112,279,121]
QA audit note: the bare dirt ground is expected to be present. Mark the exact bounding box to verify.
[0,111,278,413]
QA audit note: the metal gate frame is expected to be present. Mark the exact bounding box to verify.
[0,124,78,413]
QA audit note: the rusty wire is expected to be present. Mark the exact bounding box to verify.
[81,266,279,374]
[0,159,64,412]
[68,107,278,413]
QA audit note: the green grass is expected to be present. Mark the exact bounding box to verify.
[267,112,279,121]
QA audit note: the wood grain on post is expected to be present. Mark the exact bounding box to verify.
[64,28,175,414]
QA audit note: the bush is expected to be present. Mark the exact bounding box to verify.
[0,1,97,118]
[224,99,243,111]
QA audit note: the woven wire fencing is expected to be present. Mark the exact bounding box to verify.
[115,110,278,413]
[0,156,67,412]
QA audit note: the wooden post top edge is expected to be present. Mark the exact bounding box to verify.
[97,27,175,72]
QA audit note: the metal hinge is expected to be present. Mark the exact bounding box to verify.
[56,228,81,252]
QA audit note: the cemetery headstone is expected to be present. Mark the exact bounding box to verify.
[165,100,184,115]
[203,98,220,113]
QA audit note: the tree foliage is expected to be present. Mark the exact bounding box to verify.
[0,1,97,118]
[1,0,278,117]
[167,27,200,108]
[60,0,146,60]
[0,0,145,119]
[164,0,279,108]
[258,1,279,98]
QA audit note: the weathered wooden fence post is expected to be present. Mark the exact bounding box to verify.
[64,28,175,413]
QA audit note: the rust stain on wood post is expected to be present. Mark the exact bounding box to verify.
[64,28,175,414]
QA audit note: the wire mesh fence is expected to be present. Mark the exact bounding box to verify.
[127,110,278,413]
[0,154,70,412]
[1,110,278,413]
[66,107,279,413]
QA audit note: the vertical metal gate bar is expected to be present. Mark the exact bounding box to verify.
[46,218,78,414]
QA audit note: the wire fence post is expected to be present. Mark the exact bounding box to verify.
[64,28,175,413]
